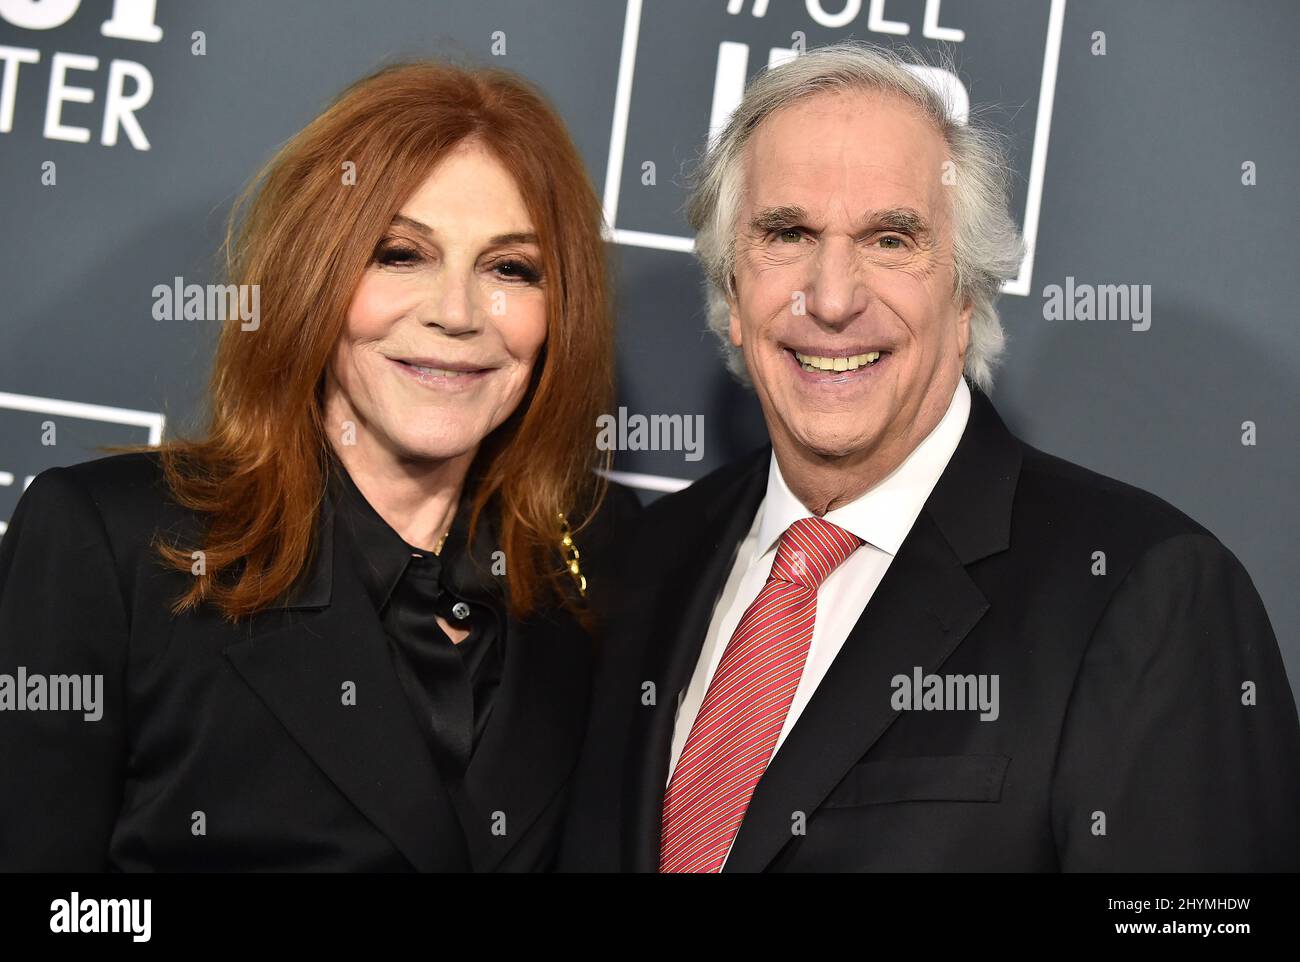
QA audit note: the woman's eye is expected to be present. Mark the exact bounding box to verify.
[376,244,421,267]
[493,259,542,283]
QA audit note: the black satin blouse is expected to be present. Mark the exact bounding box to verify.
[329,461,506,779]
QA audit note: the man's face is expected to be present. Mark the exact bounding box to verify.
[729,90,971,467]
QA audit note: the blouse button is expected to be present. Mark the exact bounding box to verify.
[451,601,471,621]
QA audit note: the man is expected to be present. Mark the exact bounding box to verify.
[561,42,1300,872]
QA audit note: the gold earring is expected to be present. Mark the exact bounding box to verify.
[557,512,587,598]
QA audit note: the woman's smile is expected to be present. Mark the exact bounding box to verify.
[386,354,497,390]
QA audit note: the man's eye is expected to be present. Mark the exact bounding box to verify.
[775,229,802,244]
[877,235,904,250]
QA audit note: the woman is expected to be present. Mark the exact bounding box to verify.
[0,62,638,871]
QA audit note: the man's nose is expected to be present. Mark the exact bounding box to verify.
[805,237,868,329]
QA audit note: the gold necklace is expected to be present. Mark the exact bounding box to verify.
[433,528,450,556]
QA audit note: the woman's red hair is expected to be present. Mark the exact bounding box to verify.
[155,61,612,622]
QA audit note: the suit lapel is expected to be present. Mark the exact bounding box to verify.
[625,448,771,871]
[722,384,1022,872]
[221,497,468,873]
[721,510,989,871]
[457,605,593,871]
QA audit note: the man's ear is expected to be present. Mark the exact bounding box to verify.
[727,274,742,348]
[955,296,973,360]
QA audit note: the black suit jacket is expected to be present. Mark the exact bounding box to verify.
[560,384,1300,871]
[0,451,639,872]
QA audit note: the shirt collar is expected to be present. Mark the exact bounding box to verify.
[328,460,503,613]
[755,376,972,558]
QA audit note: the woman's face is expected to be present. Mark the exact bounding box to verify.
[325,139,548,468]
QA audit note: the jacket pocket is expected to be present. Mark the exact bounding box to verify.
[821,754,1011,808]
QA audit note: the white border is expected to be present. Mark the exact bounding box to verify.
[598,467,690,494]
[1005,0,1066,295]
[0,391,165,534]
[0,391,165,445]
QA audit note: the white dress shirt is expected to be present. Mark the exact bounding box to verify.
[666,377,973,812]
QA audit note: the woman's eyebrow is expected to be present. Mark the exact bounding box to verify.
[390,213,434,237]
[488,232,539,246]
[388,215,537,248]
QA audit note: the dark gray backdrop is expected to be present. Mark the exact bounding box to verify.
[1,0,1296,706]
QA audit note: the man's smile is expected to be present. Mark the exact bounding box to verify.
[780,346,894,385]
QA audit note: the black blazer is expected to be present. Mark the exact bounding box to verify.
[0,451,640,872]
[560,385,1300,871]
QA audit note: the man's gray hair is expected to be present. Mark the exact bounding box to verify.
[686,41,1025,392]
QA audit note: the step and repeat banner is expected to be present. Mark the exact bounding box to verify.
[1,1,1296,697]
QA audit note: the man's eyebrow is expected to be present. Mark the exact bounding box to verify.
[746,205,934,239]
[389,215,538,248]
[748,205,808,235]
[863,207,933,238]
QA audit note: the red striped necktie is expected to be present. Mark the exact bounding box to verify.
[660,516,863,873]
